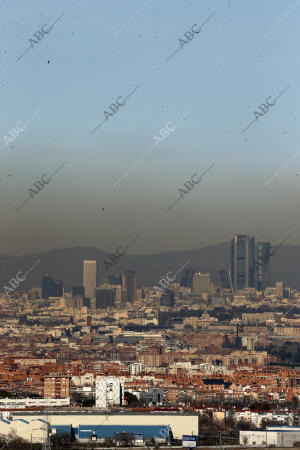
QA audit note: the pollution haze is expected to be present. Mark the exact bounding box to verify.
[0,0,299,257]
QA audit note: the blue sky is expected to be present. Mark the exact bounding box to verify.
[0,0,299,255]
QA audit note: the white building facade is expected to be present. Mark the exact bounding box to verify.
[95,376,124,408]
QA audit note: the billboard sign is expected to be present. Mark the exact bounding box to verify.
[182,435,197,447]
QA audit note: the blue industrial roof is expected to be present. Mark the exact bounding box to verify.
[78,425,170,439]
[13,419,29,424]
[36,418,49,424]
[0,418,10,424]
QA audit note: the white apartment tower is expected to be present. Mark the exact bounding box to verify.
[95,376,124,408]
[83,260,97,300]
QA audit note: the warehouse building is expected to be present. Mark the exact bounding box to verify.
[0,417,46,443]
[12,411,198,440]
[77,424,171,444]
[240,426,300,447]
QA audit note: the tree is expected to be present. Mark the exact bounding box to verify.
[237,419,256,431]
[0,432,40,449]
[72,391,95,407]
[124,391,139,406]
[51,432,72,447]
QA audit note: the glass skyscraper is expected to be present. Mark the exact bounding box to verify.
[231,234,255,291]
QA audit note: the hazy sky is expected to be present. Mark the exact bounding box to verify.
[0,0,299,256]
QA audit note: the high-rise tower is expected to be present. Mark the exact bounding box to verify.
[121,270,137,302]
[83,260,97,300]
[231,234,255,290]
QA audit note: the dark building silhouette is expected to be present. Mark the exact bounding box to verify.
[54,280,64,297]
[122,271,137,302]
[160,290,175,307]
[72,286,85,297]
[256,242,271,290]
[42,275,64,299]
[83,297,91,308]
[218,269,230,289]
[42,275,52,299]
[180,267,195,287]
[95,281,115,309]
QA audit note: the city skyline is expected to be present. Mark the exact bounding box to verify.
[1,0,300,446]
[29,232,292,296]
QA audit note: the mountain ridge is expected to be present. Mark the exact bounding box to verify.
[0,242,298,292]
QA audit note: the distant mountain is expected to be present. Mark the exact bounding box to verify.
[0,242,299,293]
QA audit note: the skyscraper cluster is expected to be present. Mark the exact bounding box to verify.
[82,261,137,308]
[230,234,271,291]
[42,275,64,299]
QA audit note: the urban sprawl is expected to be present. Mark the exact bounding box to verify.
[1,235,300,448]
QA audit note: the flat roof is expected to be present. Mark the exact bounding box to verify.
[14,410,198,416]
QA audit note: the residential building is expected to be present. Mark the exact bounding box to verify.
[44,376,71,399]
[95,376,124,408]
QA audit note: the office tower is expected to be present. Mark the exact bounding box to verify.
[256,242,271,290]
[42,275,64,299]
[192,273,212,294]
[95,281,115,309]
[95,376,124,408]
[231,234,255,291]
[107,274,122,285]
[160,290,175,307]
[217,269,230,289]
[121,271,137,302]
[180,267,195,287]
[72,286,85,297]
[42,275,52,299]
[83,260,96,300]
[53,280,64,297]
